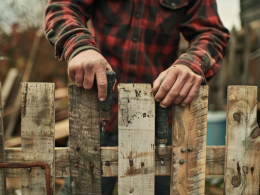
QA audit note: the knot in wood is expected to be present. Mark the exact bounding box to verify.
[231,176,241,187]
[141,162,144,166]
[233,112,241,123]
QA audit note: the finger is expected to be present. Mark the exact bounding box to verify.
[83,69,95,90]
[154,69,178,102]
[95,65,107,101]
[112,79,117,91]
[173,77,196,105]
[159,73,188,108]
[152,72,166,94]
[75,69,84,87]
[68,68,76,81]
[181,78,202,106]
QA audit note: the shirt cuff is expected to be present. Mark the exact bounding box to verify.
[68,45,101,62]
[173,53,208,85]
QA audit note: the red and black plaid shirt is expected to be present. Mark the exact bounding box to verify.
[45,0,229,132]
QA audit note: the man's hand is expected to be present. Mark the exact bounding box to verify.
[152,65,203,108]
[68,50,113,101]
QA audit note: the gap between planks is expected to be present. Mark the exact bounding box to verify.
[3,146,225,178]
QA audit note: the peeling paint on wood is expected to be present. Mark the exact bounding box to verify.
[68,84,101,195]
[224,86,259,194]
[118,84,155,194]
[171,86,208,195]
[21,83,55,195]
[0,83,7,194]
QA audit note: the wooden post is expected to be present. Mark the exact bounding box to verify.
[21,83,55,195]
[0,83,6,194]
[224,86,259,194]
[171,86,208,195]
[118,84,155,194]
[68,84,101,194]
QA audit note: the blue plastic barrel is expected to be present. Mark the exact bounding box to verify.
[206,111,226,146]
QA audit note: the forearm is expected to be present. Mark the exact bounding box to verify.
[178,0,230,82]
[44,0,98,61]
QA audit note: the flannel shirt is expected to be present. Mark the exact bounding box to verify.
[45,0,230,133]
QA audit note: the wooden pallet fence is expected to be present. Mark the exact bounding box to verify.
[0,83,259,195]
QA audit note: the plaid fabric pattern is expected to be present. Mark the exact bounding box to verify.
[45,0,229,132]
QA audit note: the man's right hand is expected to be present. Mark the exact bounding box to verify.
[68,50,113,101]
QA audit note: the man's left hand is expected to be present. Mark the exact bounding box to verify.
[152,65,203,108]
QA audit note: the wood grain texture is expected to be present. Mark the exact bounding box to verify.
[68,84,101,195]
[0,83,7,194]
[21,83,55,195]
[4,146,225,178]
[171,86,208,195]
[118,84,155,194]
[224,86,260,194]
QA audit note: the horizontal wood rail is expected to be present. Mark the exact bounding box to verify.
[4,146,225,178]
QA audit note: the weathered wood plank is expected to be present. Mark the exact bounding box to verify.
[68,84,101,194]
[4,146,225,178]
[0,83,7,194]
[171,86,208,195]
[224,86,259,194]
[118,84,155,194]
[21,83,55,195]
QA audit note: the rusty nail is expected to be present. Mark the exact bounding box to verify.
[129,189,134,193]
[90,163,94,168]
[251,167,254,171]
[237,167,240,170]
[129,159,133,166]
[179,159,185,164]
[75,164,79,168]
[181,148,186,153]
[105,161,110,166]
[27,168,31,172]
[94,147,97,151]
[188,147,193,152]
[76,146,80,151]
[141,162,144,166]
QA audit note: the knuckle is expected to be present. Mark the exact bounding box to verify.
[178,92,186,99]
[168,89,178,99]
[98,80,107,89]
[160,84,171,92]
[85,63,94,72]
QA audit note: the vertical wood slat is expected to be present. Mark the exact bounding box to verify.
[118,84,155,194]
[171,86,208,195]
[21,83,55,195]
[68,84,101,195]
[0,83,7,195]
[224,86,259,194]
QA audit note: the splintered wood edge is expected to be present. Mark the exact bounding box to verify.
[4,146,225,178]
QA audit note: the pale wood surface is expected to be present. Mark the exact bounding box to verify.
[68,84,101,194]
[224,86,259,194]
[4,146,225,178]
[118,84,155,194]
[171,86,208,195]
[21,83,55,195]
[4,119,69,148]
[0,83,7,194]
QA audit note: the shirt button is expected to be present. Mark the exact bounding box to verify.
[171,2,176,7]
[133,36,138,42]
[135,13,141,19]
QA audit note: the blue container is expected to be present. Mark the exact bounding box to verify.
[206,111,226,146]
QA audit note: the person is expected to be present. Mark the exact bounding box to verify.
[44,0,229,194]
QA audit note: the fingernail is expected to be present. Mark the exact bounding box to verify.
[181,103,186,107]
[155,98,160,102]
[160,104,166,108]
[99,98,105,101]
